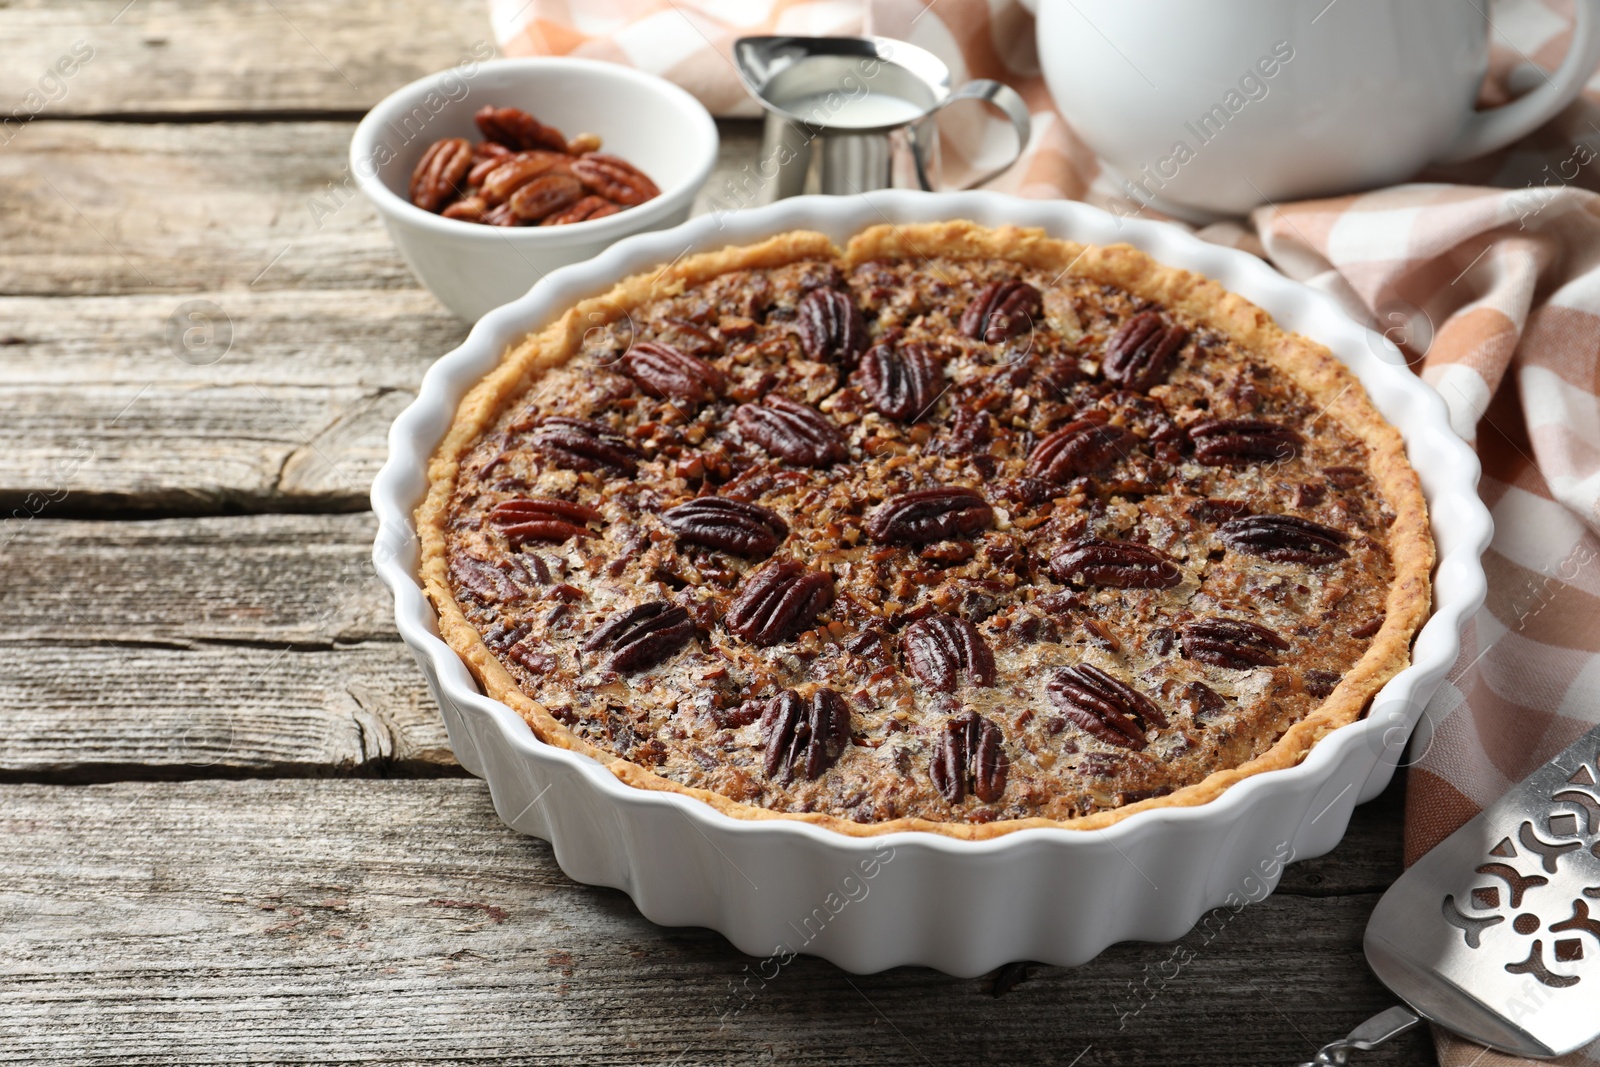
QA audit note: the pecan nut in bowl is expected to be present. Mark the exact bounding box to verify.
[407,103,664,227]
[441,195,489,223]
[409,137,472,213]
[475,104,569,153]
[465,141,513,187]
[541,196,621,226]
[571,153,661,207]
[508,173,585,223]
[351,57,719,320]
[478,151,573,206]
[378,201,1484,975]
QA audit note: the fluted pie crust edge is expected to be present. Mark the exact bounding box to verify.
[416,220,1433,839]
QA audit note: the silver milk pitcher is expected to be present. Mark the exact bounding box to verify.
[732,35,1031,201]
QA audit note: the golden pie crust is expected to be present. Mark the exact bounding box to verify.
[417,221,1433,839]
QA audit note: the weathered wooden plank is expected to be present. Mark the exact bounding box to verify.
[0,290,464,388]
[0,640,454,777]
[0,378,406,513]
[1,514,454,775]
[0,120,764,296]
[0,289,466,510]
[0,518,444,778]
[2,513,391,643]
[1,121,425,295]
[0,0,493,118]
[0,778,1433,1066]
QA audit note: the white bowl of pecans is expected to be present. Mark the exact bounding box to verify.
[352,57,719,321]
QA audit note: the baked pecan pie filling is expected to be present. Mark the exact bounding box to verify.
[423,223,1431,834]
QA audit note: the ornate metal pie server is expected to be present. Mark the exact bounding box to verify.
[1302,722,1600,1064]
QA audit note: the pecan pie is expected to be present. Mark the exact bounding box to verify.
[418,221,1432,838]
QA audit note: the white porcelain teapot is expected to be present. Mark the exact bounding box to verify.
[1021,0,1600,216]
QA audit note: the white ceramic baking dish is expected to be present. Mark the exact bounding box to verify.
[371,190,1490,976]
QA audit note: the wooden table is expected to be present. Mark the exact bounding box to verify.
[0,4,1435,1063]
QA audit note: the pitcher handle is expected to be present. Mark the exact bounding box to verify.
[1434,0,1600,164]
[912,79,1032,191]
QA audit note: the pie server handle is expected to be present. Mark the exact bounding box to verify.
[1295,1005,1421,1067]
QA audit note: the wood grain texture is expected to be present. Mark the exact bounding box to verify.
[0,122,427,295]
[0,779,1433,1066]
[2,513,392,643]
[0,290,462,388]
[0,513,450,775]
[0,0,494,117]
[0,289,466,511]
[0,378,401,513]
[0,639,454,778]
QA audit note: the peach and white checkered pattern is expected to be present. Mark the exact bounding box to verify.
[492,1,1600,1061]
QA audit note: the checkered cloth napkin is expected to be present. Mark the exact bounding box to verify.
[490,2,1600,1062]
